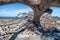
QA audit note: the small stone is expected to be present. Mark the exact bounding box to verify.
[0,36,4,40]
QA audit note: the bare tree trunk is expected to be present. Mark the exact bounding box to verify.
[33,8,52,24]
[33,10,42,24]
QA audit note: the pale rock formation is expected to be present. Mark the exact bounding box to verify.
[55,21,60,30]
[40,13,60,30]
[15,29,42,40]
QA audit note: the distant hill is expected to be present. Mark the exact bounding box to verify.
[57,17,60,20]
[0,17,21,20]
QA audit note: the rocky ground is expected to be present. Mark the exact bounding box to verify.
[40,13,60,30]
[0,12,60,40]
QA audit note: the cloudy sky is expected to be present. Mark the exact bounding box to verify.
[0,3,60,17]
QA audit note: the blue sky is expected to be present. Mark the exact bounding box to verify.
[50,7,60,17]
[0,3,33,17]
[0,3,60,17]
